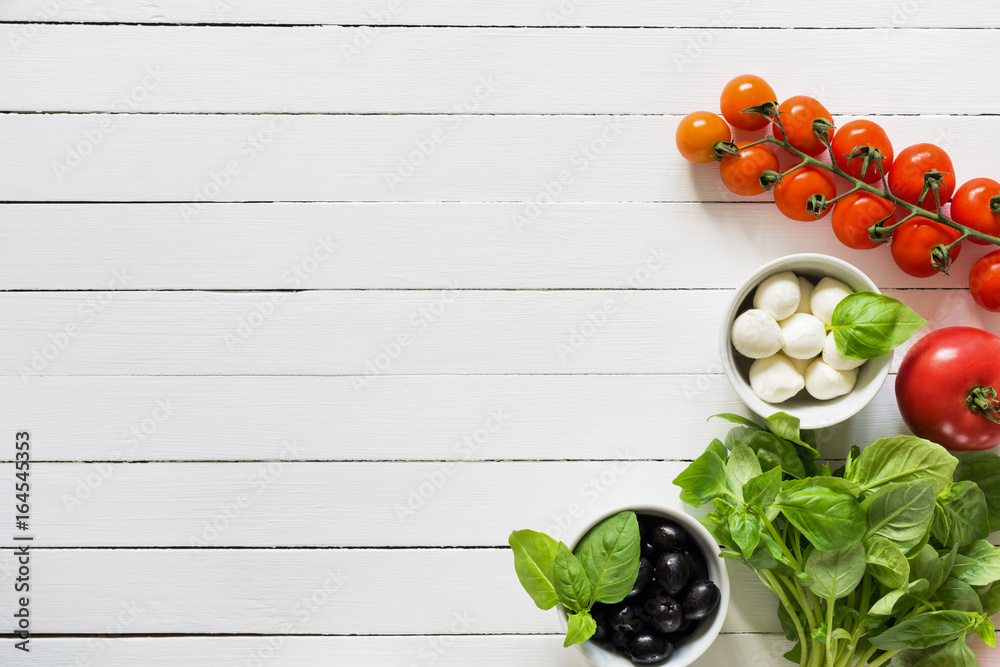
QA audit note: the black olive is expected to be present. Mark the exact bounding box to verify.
[612,630,631,648]
[625,633,675,664]
[591,603,610,642]
[655,551,691,595]
[668,617,700,640]
[684,547,709,582]
[611,603,645,634]
[627,555,654,598]
[682,580,721,620]
[645,595,683,634]
[641,539,657,557]
[648,519,687,552]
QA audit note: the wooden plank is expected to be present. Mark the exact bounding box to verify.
[2,289,996,377]
[3,28,1000,114]
[0,374,914,463]
[1,113,993,202]
[2,203,996,291]
[0,548,779,634]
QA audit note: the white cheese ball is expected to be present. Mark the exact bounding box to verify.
[810,276,854,326]
[779,313,827,359]
[788,355,813,376]
[731,309,783,359]
[804,359,858,400]
[822,332,866,371]
[753,271,801,321]
[749,353,805,403]
[795,276,815,314]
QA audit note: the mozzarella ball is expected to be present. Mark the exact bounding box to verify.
[788,355,813,376]
[749,353,805,403]
[810,277,854,325]
[753,271,801,321]
[804,359,858,400]
[779,313,827,359]
[795,276,815,314]
[822,332,866,371]
[731,309,783,359]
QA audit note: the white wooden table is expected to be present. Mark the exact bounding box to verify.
[2,2,1000,665]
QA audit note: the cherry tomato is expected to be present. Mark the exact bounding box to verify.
[970,250,1000,312]
[772,95,834,157]
[719,142,780,196]
[890,217,963,278]
[896,326,1000,450]
[951,177,1000,245]
[720,75,776,131]
[773,166,837,221]
[676,111,732,164]
[830,191,895,250]
[830,120,894,184]
[887,143,956,209]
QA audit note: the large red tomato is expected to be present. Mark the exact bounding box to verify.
[895,327,1000,450]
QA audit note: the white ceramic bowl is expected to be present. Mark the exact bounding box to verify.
[721,253,892,430]
[558,505,729,667]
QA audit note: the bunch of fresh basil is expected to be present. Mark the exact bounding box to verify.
[674,413,1000,667]
[509,512,640,647]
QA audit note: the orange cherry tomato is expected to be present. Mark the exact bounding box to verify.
[830,120,894,184]
[720,75,777,131]
[773,166,837,221]
[676,111,732,164]
[719,142,780,196]
[772,96,835,157]
[951,178,1000,245]
[831,191,895,250]
[887,143,956,209]
[890,217,963,278]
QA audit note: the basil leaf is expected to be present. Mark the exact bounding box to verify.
[743,467,781,508]
[563,610,597,647]
[830,291,926,360]
[553,542,592,613]
[864,536,910,590]
[862,480,938,554]
[869,589,907,617]
[912,638,978,667]
[509,529,560,610]
[954,452,1000,532]
[911,544,946,595]
[783,476,861,498]
[777,602,801,641]
[805,542,865,601]
[745,430,806,479]
[976,616,996,648]
[952,540,1000,587]
[726,441,762,500]
[574,511,641,605]
[672,448,728,507]
[980,583,1000,616]
[711,413,764,430]
[936,577,983,613]
[932,481,990,548]
[868,610,978,650]
[847,436,956,496]
[699,512,733,551]
[765,412,817,454]
[728,505,762,557]
[774,486,866,551]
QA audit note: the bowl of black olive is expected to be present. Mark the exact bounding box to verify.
[558,505,729,666]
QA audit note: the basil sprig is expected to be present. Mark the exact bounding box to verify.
[829,291,926,360]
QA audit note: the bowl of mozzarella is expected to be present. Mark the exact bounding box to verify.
[720,254,893,429]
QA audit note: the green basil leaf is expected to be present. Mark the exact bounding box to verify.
[699,512,733,551]
[868,611,978,650]
[869,589,907,617]
[574,511,641,605]
[936,577,983,613]
[952,540,1000,587]
[553,542,592,613]
[774,486,866,551]
[743,467,781,508]
[911,544,946,595]
[777,603,800,641]
[804,542,865,601]
[862,480,938,554]
[724,426,758,451]
[563,610,597,647]
[672,448,728,507]
[846,436,957,496]
[954,452,1000,532]
[711,413,764,430]
[509,529,560,610]
[976,616,996,648]
[912,638,978,667]
[783,476,861,498]
[980,583,1000,616]
[745,430,806,479]
[728,505,762,557]
[864,535,910,590]
[765,412,818,453]
[830,291,926,360]
[933,481,990,548]
[783,641,802,663]
[726,441,762,500]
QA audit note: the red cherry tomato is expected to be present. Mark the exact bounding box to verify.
[719,142,780,196]
[720,75,776,131]
[676,111,732,164]
[773,166,837,221]
[830,191,895,250]
[890,217,963,278]
[830,120,894,184]
[896,326,1000,451]
[772,96,834,157]
[970,250,1000,312]
[887,143,956,209]
[951,177,1000,245]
